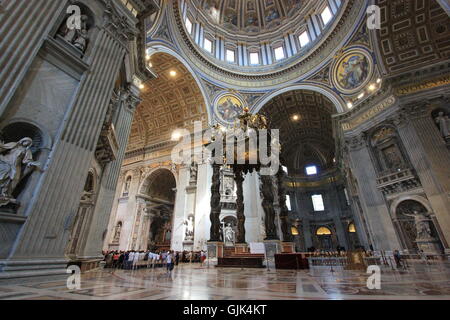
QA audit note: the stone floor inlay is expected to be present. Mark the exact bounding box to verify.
[0,263,450,300]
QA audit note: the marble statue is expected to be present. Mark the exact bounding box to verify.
[184,215,195,241]
[73,29,88,52]
[60,14,89,53]
[190,161,198,183]
[0,138,40,206]
[224,223,235,244]
[404,210,432,240]
[113,222,122,243]
[435,112,450,139]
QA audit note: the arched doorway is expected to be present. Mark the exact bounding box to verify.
[316,227,333,251]
[141,169,176,252]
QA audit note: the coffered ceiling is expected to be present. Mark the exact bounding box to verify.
[376,0,450,76]
[127,52,208,153]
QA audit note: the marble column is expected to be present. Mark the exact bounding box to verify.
[0,3,140,277]
[83,87,140,258]
[171,165,189,252]
[345,134,401,251]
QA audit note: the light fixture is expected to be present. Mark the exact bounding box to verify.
[139,84,145,90]
[148,62,153,68]
[145,55,151,61]
[292,115,300,121]
[368,84,376,91]
[376,78,382,84]
[171,130,182,141]
[347,102,353,109]
[169,70,177,77]
[358,92,365,99]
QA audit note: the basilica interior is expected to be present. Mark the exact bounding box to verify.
[0,0,450,301]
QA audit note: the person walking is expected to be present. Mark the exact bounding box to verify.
[393,250,403,269]
[133,250,140,270]
[127,251,135,270]
[166,250,174,277]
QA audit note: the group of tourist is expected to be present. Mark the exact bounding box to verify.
[102,250,208,271]
[103,250,178,271]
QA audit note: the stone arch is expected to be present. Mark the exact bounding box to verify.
[253,83,346,114]
[139,167,178,196]
[390,195,433,218]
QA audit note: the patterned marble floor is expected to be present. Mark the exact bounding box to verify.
[1,262,450,300]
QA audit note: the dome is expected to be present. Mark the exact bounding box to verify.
[194,0,311,37]
[180,0,344,70]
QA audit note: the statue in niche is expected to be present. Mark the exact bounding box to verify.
[113,222,122,243]
[123,176,131,195]
[189,161,198,183]
[59,14,89,53]
[435,112,450,139]
[184,215,195,241]
[224,223,235,245]
[403,210,433,240]
[0,138,40,206]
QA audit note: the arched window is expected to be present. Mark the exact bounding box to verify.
[316,227,332,236]
[348,223,356,233]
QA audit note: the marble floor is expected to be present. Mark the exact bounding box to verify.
[1,262,450,300]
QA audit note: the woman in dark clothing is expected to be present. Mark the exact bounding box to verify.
[118,252,125,269]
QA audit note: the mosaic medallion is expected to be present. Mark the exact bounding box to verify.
[332,48,373,94]
[214,93,245,125]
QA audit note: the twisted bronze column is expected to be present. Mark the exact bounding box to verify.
[209,164,222,241]
[234,168,246,243]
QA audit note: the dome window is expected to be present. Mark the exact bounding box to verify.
[299,31,310,47]
[305,165,318,176]
[204,38,213,53]
[185,17,193,35]
[321,6,333,26]
[250,52,260,65]
[274,46,285,61]
[226,49,235,63]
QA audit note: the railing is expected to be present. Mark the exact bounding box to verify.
[376,168,420,195]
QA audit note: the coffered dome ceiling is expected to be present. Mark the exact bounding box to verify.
[193,0,313,38]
